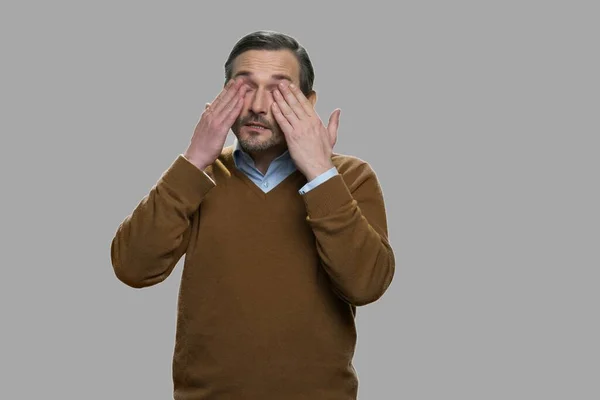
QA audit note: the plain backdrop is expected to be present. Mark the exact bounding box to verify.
[1,1,598,399]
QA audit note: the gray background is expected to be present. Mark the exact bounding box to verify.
[1,1,598,399]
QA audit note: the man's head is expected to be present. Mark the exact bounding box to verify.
[224,30,317,155]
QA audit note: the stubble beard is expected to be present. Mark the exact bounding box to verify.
[232,117,285,153]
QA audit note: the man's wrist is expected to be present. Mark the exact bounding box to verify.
[182,152,210,171]
[304,162,335,182]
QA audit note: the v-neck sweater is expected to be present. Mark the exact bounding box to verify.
[110,145,396,399]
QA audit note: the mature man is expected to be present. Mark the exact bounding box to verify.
[111,30,395,399]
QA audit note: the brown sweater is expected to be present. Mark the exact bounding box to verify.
[110,145,396,399]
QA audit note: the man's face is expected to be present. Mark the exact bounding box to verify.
[230,49,314,154]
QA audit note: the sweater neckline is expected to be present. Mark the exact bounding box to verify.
[224,146,305,200]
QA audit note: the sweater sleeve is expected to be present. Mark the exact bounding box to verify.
[300,161,395,306]
[110,154,216,288]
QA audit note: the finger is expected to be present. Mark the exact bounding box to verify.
[209,79,235,110]
[273,88,300,127]
[222,86,248,124]
[213,80,247,117]
[223,95,245,127]
[210,78,242,114]
[205,103,211,110]
[271,102,293,135]
[287,82,314,117]
[277,82,307,120]
[221,84,247,117]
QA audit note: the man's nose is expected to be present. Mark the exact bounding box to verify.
[249,88,272,115]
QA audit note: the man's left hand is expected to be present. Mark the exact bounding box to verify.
[271,81,341,181]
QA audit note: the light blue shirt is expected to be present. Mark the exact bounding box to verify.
[232,138,338,194]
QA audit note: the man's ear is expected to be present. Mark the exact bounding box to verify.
[307,90,317,107]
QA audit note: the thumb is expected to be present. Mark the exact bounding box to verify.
[327,108,341,144]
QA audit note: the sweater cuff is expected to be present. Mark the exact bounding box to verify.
[158,154,216,208]
[301,173,354,218]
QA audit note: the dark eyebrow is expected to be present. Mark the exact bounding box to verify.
[233,71,293,82]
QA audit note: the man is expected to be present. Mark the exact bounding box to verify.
[111,30,395,399]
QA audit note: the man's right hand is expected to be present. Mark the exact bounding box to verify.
[184,78,249,170]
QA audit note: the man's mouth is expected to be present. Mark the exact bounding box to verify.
[245,122,269,130]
